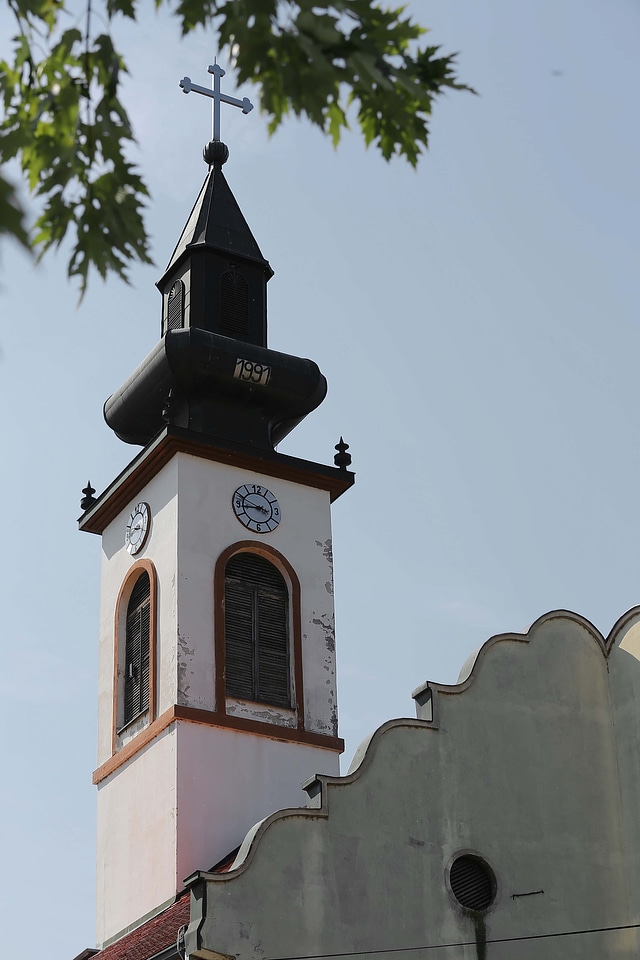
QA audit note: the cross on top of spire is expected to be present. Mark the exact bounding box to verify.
[180,61,253,153]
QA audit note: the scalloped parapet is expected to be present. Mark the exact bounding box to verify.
[184,607,640,960]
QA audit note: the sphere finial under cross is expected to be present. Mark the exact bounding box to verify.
[203,140,230,166]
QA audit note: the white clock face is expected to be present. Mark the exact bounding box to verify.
[233,484,280,533]
[125,502,151,555]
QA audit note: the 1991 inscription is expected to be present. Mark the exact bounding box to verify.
[234,358,271,386]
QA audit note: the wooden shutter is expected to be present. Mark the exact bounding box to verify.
[256,590,289,706]
[139,599,151,712]
[225,579,254,700]
[225,554,290,707]
[124,571,151,724]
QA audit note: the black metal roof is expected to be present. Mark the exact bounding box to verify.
[158,162,273,289]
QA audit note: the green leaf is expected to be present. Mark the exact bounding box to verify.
[0,174,30,248]
[0,0,474,294]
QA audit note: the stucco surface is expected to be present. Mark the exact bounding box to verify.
[97,461,179,763]
[96,728,178,946]
[176,723,339,888]
[96,450,342,943]
[187,609,640,960]
[174,453,338,732]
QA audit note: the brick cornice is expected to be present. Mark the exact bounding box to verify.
[93,704,344,784]
[79,426,354,536]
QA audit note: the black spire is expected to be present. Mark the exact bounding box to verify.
[104,128,326,451]
[156,143,273,346]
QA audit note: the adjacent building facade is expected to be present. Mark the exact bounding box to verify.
[184,607,640,960]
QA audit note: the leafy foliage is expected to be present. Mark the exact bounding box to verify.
[0,0,473,293]
[0,172,28,246]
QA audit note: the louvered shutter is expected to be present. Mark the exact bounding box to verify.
[123,572,151,725]
[220,271,249,339]
[139,599,151,712]
[225,580,254,699]
[124,605,141,722]
[165,280,184,333]
[257,590,289,706]
[225,554,290,707]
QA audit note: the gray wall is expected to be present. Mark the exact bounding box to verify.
[186,608,640,960]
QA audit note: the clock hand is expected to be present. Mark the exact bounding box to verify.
[243,497,269,514]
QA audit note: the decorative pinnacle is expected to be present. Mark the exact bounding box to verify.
[80,480,97,512]
[179,60,253,162]
[334,437,352,470]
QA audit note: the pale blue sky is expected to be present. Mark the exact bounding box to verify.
[1,1,639,955]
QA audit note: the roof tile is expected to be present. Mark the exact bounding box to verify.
[94,894,190,960]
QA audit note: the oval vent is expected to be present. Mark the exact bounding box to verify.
[449,855,495,911]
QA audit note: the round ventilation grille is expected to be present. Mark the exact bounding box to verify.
[449,855,495,911]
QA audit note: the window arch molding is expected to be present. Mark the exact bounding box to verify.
[214,541,304,727]
[112,559,158,753]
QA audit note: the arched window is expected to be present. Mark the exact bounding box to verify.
[164,279,185,334]
[220,270,249,339]
[123,571,151,725]
[224,553,290,707]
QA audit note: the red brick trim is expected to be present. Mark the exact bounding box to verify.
[80,428,354,536]
[173,704,343,751]
[93,704,343,784]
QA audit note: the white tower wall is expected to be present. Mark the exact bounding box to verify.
[93,448,343,946]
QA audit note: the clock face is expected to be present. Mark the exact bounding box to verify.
[233,484,280,534]
[125,502,151,555]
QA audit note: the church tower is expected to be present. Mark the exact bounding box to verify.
[79,69,354,949]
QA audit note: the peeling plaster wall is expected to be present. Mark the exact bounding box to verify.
[95,450,342,944]
[188,612,640,960]
[304,535,337,735]
[97,460,179,764]
[175,452,338,733]
[226,697,297,726]
[95,451,339,748]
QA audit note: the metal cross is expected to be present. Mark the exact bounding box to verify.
[179,62,253,142]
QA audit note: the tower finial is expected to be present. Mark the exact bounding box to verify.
[80,480,97,512]
[334,438,352,470]
[179,60,254,165]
